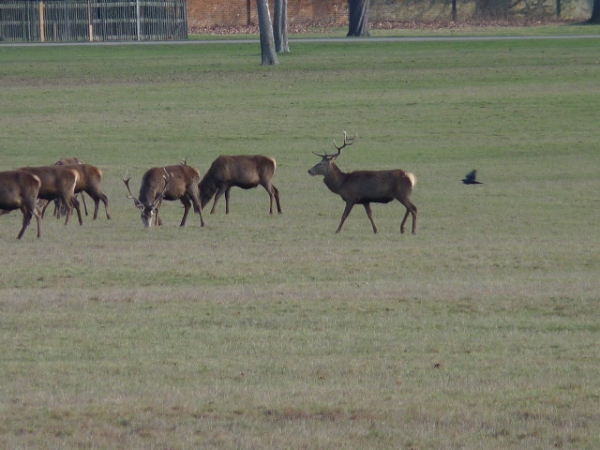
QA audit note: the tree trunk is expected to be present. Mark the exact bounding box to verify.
[256,0,279,65]
[475,0,509,20]
[588,0,600,23]
[347,0,370,37]
[274,0,289,53]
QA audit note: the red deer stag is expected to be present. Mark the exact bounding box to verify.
[0,170,42,239]
[124,164,205,228]
[308,132,418,234]
[199,155,282,215]
[18,165,83,226]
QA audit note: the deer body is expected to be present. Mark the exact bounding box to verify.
[199,155,282,215]
[63,163,110,220]
[124,164,205,228]
[0,170,42,239]
[308,133,417,234]
[18,165,83,226]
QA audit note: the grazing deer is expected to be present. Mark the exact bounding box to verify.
[124,164,205,228]
[46,159,110,221]
[308,132,418,234]
[61,163,110,220]
[18,165,83,226]
[53,157,88,216]
[199,155,282,215]
[0,170,42,239]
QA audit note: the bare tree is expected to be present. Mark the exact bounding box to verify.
[588,0,600,23]
[347,0,371,37]
[256,0,279,65]
[273,0,289,53]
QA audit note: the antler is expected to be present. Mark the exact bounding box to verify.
[123,175,143,209]
[312,131,356,158]
[154,168,173,207]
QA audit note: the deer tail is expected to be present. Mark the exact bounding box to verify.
[406,172,417,188]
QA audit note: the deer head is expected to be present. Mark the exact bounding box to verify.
[123,168,171,228]
[308,131,355,176]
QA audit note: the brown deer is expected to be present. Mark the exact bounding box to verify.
[45,159,110,221]
[308,132,418,234]
[53,157,88,216]
[18,165,83,226]
[199,155,282,215]
[0,170,43,239]
[61,163,110,220]
[124,164,205,228]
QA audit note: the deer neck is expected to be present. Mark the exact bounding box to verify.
[322,163,346,194]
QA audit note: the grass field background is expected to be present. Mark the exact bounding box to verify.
[1,28,599,448]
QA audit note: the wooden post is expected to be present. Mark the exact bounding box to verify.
[39,1,45,42]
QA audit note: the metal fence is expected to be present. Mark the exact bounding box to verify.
[0,0,187,42]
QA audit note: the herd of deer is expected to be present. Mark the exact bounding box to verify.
[0,133,417,240]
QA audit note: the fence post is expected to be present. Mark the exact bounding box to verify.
[39,1,45,42]
[136,0,141,40]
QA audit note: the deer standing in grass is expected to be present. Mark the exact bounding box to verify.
[308,132,418,234]
[0,170,42,239]
[199,155,282,215]
[18,165,83,226]
[46,158,111,221]
[124,164,205,228]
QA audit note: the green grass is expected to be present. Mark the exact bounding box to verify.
[1,32,599,449]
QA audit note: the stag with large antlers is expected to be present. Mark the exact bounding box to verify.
[308,132,418,234]
[0,170,42,239]
[199,155,282,215]
[124,164,205,228]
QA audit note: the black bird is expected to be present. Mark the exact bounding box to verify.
[462,170,483,185]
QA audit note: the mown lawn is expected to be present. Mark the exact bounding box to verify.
[1,32,599,449]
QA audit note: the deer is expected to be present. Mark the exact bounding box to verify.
[199,155,282,215]
[308,132,418,235]
[18,165,83,226]
[0,170,42,239]
[52,157,88,217]
[123,164,205,228]
[44,159,111,221]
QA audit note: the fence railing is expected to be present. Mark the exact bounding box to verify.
[0,0,188,42]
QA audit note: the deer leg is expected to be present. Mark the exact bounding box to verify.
[399,199,418,235]
[336,202,355,233]
[272,184,282,214]
[210,187,227,214]
[179,196,191,227]
[39,200,50,219]
[363,203,378,234]
[17,207,32,240]
[191,199,205,227]
[90,190,110,220]
[80,192,89,216]
[225,187,231,214]
[100,193,110,220]
[34,207,41,238]
[72,196,83,225]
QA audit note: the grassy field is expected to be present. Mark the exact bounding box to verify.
[1,29,599,449]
